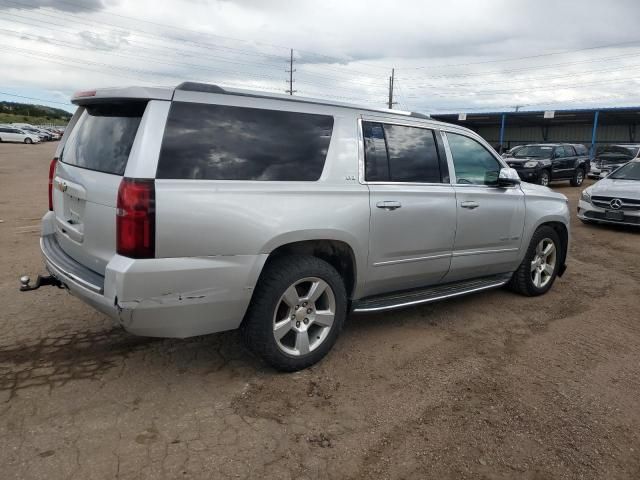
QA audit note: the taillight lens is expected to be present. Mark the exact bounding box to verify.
[116,178,155,258]
[48,157,58,211]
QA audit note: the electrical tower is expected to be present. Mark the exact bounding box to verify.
[388,68,397,109]
[285,48,296,95]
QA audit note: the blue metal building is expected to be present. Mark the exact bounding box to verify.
[431,106,640,157]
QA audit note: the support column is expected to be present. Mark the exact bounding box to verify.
[499,113,506,153]
[590,111,599,158]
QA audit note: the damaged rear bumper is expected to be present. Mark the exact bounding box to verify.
[38,229,267,338]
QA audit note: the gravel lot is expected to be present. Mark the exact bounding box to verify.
[1,142,639,479]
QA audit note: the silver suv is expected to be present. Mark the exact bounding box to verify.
[22,83,570,371]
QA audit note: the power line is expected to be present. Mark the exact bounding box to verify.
[0,91,70,106]
[402,38,640,70]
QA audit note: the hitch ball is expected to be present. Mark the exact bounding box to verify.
[20,276,31,288]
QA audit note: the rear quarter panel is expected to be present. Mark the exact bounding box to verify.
[154,106,371,296]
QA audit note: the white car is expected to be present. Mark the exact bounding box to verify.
[578,159,640,227]
[0,125,41,144]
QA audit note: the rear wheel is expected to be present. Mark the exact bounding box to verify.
[538,170,550,187]
[24,137,32,144]
[570,168,585,186]
[508,225,562,296]
[241,255,347,371]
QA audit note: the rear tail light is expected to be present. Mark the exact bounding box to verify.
[48,157,58,211]
[116,178,155,258]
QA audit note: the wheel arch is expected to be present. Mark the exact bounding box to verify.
[262,239,358,299]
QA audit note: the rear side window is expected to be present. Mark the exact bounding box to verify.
[157,102,334,181]
[61,102,146,175]
[363,122,442,183]
[564,145,576,156]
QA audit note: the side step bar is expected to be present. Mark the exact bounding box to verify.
[352,273,512,313]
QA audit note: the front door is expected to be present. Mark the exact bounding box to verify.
[362,120,457,297]
[442,131,526,282]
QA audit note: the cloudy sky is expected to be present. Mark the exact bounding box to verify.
[2,0,640,114]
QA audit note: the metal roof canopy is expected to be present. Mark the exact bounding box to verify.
[432,106,640,127]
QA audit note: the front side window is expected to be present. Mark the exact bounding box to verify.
[447,133,502,186]
[157,103,333,181]
[363,122,442,183]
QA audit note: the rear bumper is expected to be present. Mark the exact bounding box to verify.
[40,212,267,338]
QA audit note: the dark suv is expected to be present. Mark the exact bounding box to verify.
[505,143,590,187]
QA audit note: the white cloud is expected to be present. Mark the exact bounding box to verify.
[2,0,640,113]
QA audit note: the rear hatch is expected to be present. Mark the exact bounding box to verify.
[52,101,147,275]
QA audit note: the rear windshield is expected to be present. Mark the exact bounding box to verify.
[156,102,334,181]
[61,102,146,175]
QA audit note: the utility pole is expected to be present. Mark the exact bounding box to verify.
[513,105,522,112]
[387,68,397,109]
[285,48,296,95]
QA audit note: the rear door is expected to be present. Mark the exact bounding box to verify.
[562,145,577,178]
[362,119,456,297]
[52,101,147,274]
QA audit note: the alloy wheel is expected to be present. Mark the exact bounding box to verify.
[530,238,556,288]
[272,277,336,356]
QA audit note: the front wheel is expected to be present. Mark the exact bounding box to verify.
[241,255,347,371]
[537,170,550,187]
[570,168,585,186]
[508,226,562,296]
[24,137,32,144]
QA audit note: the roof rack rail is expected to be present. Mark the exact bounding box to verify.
[174,82,433,120]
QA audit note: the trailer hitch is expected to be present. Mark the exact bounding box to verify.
[19,274,63,292]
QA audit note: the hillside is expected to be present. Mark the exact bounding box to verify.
[0,101,72,125]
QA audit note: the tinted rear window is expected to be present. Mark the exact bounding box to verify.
[61,102,146,175]
[157,102,333,181]
[363,121,442,183]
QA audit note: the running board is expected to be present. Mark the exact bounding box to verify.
[352,273,512,313]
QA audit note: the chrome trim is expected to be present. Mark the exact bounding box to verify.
[373,252,451,267]
[452,247,519,257]
[40,236,104,294]
[352,280,509,313]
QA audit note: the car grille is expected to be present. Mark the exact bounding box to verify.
[591,196,640,211]
[584,210,640,224]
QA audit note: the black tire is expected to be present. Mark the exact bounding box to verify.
[24,137,32,144]
[537,170,550,187]
[508,225,562,296]
[241,255,347,372]
[570,167,585,186]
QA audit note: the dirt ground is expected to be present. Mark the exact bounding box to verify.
[0,141,639,480]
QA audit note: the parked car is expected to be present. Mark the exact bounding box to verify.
[589,144,640,179]
[41,128,61,140]
[501,145,525,158]
[504,143,589,186]
[12,124,50,141]
[578,159,640,226]
[20,83,570,371]
[0,125,40,144]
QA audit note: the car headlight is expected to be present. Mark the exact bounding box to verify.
[580,190,591,203]
[523,161,539,168]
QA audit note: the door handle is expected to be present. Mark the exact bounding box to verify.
[460,201,479,210]
[376,201,402,211]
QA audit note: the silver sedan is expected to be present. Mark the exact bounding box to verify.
[578,159,640,226]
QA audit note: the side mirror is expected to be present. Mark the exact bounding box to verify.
[497,167,521,187]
